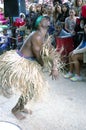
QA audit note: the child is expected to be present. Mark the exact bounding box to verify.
[52,21,71,47]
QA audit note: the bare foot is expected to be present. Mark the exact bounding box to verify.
[12,110,26,120]
[21,108,32,115]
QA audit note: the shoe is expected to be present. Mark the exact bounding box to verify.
[70,74,83,82]
[64,72,74,79]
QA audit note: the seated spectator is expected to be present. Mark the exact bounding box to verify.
[73,0,85,17]
[64,24,86,81]
[46,6,55,35]
[65,7,77,35]
[74,5,86,48]
[51,21,71,47]
[58,2,69,24]
[80,4,86,19]
[0,28,11,52]
[13,13,26,28]
[54,21,71,37]
[35,4,42,16]
[53,0,62,6]
[66,0,73,8]
[0,7,9,25]
[53,3,62,24]
[74,18,85,48]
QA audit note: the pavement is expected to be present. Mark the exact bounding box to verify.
[0,71,86,130]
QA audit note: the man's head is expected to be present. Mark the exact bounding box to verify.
[35,16,50,29]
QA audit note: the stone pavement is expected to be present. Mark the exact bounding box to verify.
[0,73,86,130]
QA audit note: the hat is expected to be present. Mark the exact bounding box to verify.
[35,16,44,28]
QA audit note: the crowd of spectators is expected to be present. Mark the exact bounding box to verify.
[25,0,86,47]
[24,0,86,81]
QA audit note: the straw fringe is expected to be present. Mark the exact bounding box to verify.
[0,36,64,100]
[0,50,48,100]
[41,36,64,72]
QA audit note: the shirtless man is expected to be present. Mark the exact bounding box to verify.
[10,16,58,120]
[18,16,49,66]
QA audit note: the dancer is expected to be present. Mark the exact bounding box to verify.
[0,16,62,120]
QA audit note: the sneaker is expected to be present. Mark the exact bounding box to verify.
[70,74,83,82]
[64,72,74,79]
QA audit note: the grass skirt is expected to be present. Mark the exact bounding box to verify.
[0,50,48,100]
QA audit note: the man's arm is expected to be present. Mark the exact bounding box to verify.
[31,34,59,80]
[45,42,59,79]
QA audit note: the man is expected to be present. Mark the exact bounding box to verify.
[0,16,59,120]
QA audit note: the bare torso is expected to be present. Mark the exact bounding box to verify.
[19,30,45,66]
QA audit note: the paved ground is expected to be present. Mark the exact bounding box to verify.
[0,72,86,130]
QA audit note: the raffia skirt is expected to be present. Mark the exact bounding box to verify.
[0,50,48,101]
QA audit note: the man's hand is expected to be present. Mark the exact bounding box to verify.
[50,69,58,80]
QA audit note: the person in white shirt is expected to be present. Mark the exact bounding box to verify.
[64,24,86,81]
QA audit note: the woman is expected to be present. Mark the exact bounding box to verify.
[65,7,77,35]
[53,3,62,24]
[73,0,84,17]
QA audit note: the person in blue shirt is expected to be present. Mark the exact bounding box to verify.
[0,29,11,53]
[51,21,71,47]
[64,24,86,81]
[55,21,71,37]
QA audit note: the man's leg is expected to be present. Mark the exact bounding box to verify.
[12,90,33,120]
[12,94,28,120]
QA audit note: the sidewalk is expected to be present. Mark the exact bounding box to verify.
[0,73,86,130]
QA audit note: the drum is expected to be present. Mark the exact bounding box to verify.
[56,36,74,56]
[0,121,22,130]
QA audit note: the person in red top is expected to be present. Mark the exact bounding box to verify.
[13,13,26,28]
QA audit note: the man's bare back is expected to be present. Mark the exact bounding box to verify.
[20,31,36,57]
